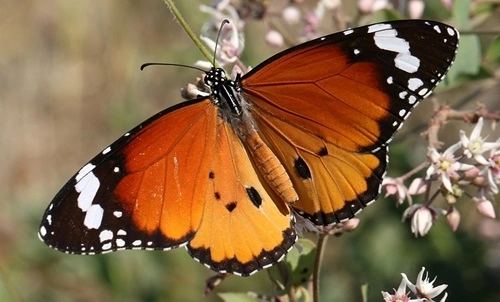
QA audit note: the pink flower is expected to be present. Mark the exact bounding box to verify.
[382,278,425,302]
[199,2,245,67]
[404,205,437,237]
[265,30,284,47]
[426,143,474,193]
[403,267,448,301]
[408,0,425,19]
[446,207,461,232]
[473,196,496,219]
[358,0,392,13]
[460,117,500,165]
[382,177,412,205]
[282,6,301,25]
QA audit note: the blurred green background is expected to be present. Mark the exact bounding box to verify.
[1,0,499,301]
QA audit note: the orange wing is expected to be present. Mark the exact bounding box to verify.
[39,98,295,276]
[241,20,458,225]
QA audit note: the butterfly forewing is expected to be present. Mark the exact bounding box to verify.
[39,98,216,253]
[242,20,459,225]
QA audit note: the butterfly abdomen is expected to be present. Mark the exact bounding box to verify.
[244,130,298,204]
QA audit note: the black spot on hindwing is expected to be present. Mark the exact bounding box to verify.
[226,202,237,212]
[317,147,328,156]
[245,187,262,208]
[294,157,311,179]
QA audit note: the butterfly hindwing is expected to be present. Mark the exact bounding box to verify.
[187,120,296,276]
[242,20,459,225]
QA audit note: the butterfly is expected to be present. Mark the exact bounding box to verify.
[39,20,459,276]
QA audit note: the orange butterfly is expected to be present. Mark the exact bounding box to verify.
[39,20,459,276]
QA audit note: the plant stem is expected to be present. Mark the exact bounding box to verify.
[313,233,329,302]
[163,0,214,63]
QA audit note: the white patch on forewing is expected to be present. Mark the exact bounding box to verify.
[408,95,417,105]
[113,211,122,218]
[387,76,393,84]
[433,25,441,33]
[419,88,429,96]
[117,229,127,236]
[399,91,408,99]
[40,226,47,237]
[399,109,406,117]
[343,29,354,35]
[75,164,100,212]
[372,26,420,73]
[408,78,424,91]
[395,53,420,73]
[367,23,391,33]
[84,204,104,229]
[447,27,455,36]
[76,163,95,182]
[99,229,113,242]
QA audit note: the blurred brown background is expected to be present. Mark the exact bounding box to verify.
[1,0,500,301]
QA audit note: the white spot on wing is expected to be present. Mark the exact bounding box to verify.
[399,109,406,117]
[116,239,125,247]
[99,230,113,242]
[84,204,104,229]
[40,226,47,237]
[408,95,417,105]
[102,146,111,155]
[132,240,142,246]
[102,242,112,250]
[113,211,122,218]
[419,88,429,96]
[395,53,420,73]
[117,229,127,236]
[447,27,455,36]
[408,78,424,91]
[75,164,100,212]
[343,29,354,35]
[367,23,391,33]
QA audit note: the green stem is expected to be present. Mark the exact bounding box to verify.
[313,233,329,302]
[163,0,214,63]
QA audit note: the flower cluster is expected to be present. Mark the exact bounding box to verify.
[383,117,500,236]
[382,267,448,302]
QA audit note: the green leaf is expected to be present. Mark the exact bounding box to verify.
[217,293,260,302]
[286,238,316,286]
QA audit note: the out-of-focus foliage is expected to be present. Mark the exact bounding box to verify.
[1,1,499,301]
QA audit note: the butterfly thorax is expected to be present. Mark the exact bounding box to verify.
[205,68,244,117]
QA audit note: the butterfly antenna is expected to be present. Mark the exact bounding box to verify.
[212,19,230,68]
[140,62,206,73]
